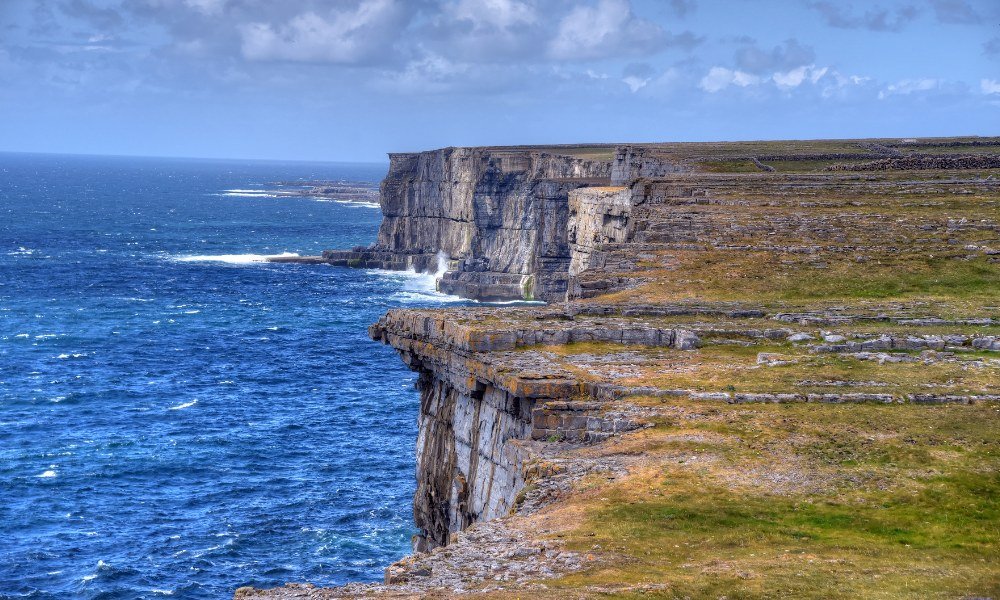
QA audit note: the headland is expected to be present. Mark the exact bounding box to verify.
[246,137,1000,599]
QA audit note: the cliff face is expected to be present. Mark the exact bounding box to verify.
[324,147,616,302]
[368,307,701,551]
[368,309,563,551]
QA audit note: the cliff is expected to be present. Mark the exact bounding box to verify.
[321,146,618,302]
[274,144,693,302]
[246,137,1000,599]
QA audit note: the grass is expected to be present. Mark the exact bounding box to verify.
[698,160,762,173]
[537,401,1000,599]
[601,251,1000,314]
[533,340,999,397]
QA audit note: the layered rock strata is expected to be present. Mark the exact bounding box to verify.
[330,147,618,302]
[367,308,699,551]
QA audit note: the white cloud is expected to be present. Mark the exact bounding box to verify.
[548,0,665,61]
[772,65,828,89]
[819,71,871,98]
[877,78,940,99]
[699,66,760,93]
[378,53,471,93]
[183,0,226,16]
[622,75,649,92]
[981,79,1000,95]
[239,0,407,64]
[449,0,537,30]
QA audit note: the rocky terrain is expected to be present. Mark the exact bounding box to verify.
[249,137,1000,599]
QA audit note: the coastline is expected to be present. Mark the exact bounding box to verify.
[245,138,1000,599]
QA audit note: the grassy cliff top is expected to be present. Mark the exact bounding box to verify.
[528,399,999,599]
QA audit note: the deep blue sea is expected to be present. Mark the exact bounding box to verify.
[0,153,465,599]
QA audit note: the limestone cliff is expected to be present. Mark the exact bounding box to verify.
[321,146,616,302]
[368,308,699,551]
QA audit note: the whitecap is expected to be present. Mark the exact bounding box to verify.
[218,190,279,198]
[331,199,380,209]
[81,574,97,582]
[15,333,29,338]
[37,470,57,478]
[151,590,175,596]
[392,290,467,305]
[173,252,299,264]
[169,399,198,411]
[183,310,200,314]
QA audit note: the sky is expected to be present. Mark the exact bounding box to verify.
[0,0,998,162]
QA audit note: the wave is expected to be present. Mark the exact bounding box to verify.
[368,255,468,305]
[218,192,279,198]
[168,399,198,411]
[315,198,380,209]
[173,252,299,264]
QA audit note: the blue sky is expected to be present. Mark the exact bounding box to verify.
[1,0,998,161]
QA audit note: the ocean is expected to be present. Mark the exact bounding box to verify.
[0,153,466,599]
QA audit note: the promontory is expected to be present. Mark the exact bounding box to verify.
[245,137,1000,599]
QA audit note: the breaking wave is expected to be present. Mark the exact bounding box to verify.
[173,252,300,264]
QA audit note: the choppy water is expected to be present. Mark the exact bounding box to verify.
[0,153,466,599]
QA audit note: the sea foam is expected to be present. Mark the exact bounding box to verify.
[174,252,300,264]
